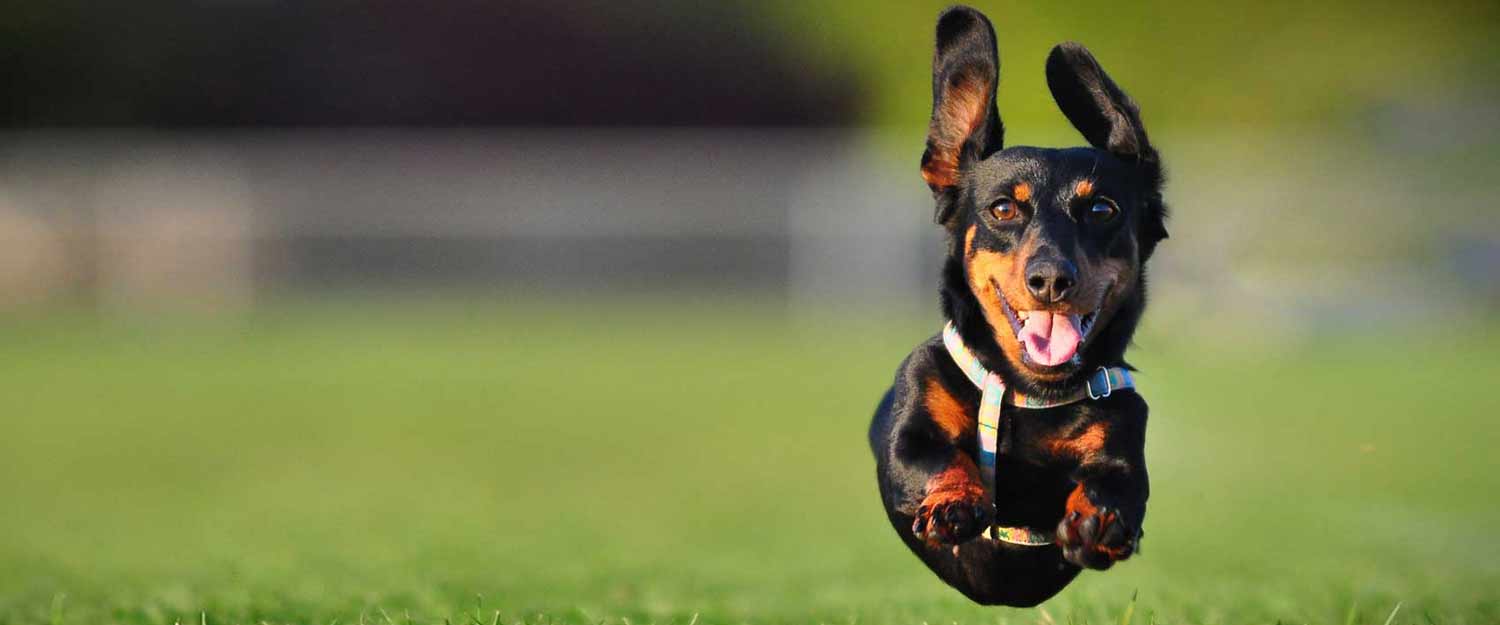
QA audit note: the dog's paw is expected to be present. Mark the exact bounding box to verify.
[1055,487,1140,570]
[911,485,991,545]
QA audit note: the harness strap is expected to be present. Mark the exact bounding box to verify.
[940,322,1136,546]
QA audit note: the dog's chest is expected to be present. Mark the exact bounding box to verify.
[997,405,1099,462]
[984,406,1099,523]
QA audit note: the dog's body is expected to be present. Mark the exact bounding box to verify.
[868,7,1167,607]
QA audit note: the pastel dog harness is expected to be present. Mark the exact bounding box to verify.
[941,322,1135,546]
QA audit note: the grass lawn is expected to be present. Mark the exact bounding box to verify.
[0,298,1495,624]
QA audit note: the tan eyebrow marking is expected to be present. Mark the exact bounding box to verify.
[1075,179,1095,197]
[1012,182,1032,202]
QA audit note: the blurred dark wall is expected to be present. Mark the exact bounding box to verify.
[2,1,859,127]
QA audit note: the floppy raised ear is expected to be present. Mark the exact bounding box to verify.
[1047,42,1168,258]
[921,6,1003,220]
[1045,42,1152,162]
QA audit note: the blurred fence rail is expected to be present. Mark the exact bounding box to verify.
[0,128,1494,337]
[0,129,934,312]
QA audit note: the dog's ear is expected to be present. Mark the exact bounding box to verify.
[921,6,1003,223]
[1045,43,1152,162]
[1047,42,1168,258]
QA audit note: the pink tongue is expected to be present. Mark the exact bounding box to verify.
[1017,312,1083,367]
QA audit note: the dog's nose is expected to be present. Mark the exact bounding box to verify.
[1025,257,1078,303]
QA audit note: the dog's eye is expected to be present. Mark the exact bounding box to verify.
[1085,200,1119,223]
[991,199,1021,222]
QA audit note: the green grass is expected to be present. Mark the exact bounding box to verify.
[0,297,1496,624]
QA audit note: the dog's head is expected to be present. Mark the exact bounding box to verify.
[925,7,1167,397]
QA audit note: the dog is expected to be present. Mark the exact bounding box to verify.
[867,6,1167,607]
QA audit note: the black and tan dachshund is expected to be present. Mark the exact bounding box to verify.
[867,6,1168,607]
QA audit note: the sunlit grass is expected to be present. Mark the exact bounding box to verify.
[0,297,1495,624]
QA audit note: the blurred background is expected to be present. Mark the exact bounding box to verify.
[0,2,1497,624]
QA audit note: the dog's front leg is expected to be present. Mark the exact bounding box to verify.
[1053,406,1149,569]
[1056,465,1146,569]
[888,417,991,546]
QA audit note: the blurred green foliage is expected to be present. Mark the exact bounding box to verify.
[0,299,1495,624]
[756,0,1500,132]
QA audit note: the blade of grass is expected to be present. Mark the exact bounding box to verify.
[1118,590,1139,625]
[1382,602,1403,625]
[49,593,65,625]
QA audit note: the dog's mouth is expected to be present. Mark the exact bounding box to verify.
[997,292,1100,370]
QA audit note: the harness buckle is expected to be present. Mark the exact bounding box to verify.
[1086,367,1113,400]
